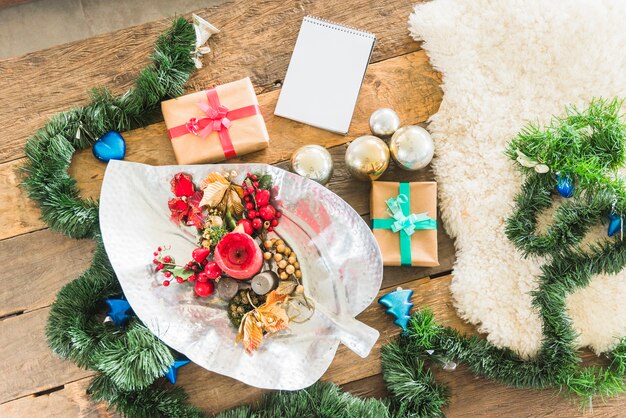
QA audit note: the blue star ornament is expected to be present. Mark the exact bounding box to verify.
[608,212,622,237]
[105,299,132,327]
[378,288,414,330]
[165,359,191,384]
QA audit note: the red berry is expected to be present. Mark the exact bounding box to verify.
[253,181,259,187]
[164,271,172,278]
[245,196,251,202]
[248,210,257,218]
[153,251,158,256]
[191,264,198,271]
[204,261,222,279]
[156,263,164,271]
[153,259,159,264]
[255,189,271,206]
[237,219,254,235]
[245,202,254,210]
[275,211,282,218]
[176,276,184,283]
[192,247,211,263]
[247,172,252,177]
[271,219,278,227]
[163,255,172,263]
[163,280,170,287]
[268,227,273,232]
[158,246,162,251]
[259,205,276,221]
[197,272,209,282]
[252,217,263,229]
[188,274,197,282]
[195,280,214,297]
[252,175,258,181]
[246,187,254,194]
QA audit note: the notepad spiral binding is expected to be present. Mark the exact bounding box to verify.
[304,16,376,39]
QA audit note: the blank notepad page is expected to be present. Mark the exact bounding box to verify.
[274,16,376,134]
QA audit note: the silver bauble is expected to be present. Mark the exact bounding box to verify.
[290,145,334,185]
[369,108,401,138]
[389,125,434,170]
[344,135,390,181]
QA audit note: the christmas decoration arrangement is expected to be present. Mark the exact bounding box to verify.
[371,181,438,267]
[22,5,626,417]
[151,169,310,353]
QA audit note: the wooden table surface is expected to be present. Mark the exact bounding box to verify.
[1,1,624,416]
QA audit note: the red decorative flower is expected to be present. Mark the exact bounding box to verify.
[171,172,195,197]
[214,232,263,280]
[168,173,205,228]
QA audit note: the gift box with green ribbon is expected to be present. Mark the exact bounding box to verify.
[371,181,438,267]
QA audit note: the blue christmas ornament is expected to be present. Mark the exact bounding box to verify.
[165,358,191,384]
[608,212,622,237]
[105,299,132,327]
[378,288,413,330]
[556,174,575,198]
[92,130,126,162]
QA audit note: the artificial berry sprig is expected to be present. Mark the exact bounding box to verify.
[239,172,282,235]
[151,246,223,297]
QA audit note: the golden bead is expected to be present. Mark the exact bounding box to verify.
[295,284,304,294]
[288,255,297,264]
[263,252,272,260]
[263,240,273,249]
[276,239,284,247]
[290,252,297,260]
[293,261,300,269]
[274,253,283,262]
[276,244,286,253]
[280,271,289,280]
[285,265,295,275]
[278,260,288,269]
[295,270,302,279]
[284,247,292,256]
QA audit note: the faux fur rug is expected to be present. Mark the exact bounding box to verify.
[409,0,626,357]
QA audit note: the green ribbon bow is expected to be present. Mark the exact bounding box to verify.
[372,182,437,266]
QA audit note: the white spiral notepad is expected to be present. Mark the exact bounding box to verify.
[274,16,376,134]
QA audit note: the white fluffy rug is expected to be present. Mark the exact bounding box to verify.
[409,0,626,357]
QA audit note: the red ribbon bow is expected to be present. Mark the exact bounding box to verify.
[168,88,261,160]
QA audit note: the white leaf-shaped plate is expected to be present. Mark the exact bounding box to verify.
[99,161,383,390]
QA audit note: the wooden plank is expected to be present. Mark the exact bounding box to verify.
[0,378,109,418]
[0,308,94,404]
[0,275,453,414]
[0,229,96,317]
[0,0,426,164]
[0,49,441,240]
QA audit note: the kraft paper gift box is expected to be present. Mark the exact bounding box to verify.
[161,77,269,164]
[371,181,439,267]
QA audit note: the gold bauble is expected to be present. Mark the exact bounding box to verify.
[344,135,390,181]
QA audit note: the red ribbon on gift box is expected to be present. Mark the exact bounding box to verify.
[167,88,261,160]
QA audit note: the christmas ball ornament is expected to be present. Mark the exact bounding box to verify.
[290,145,334,185]
[344,135,390,181]
[92,131,126,162]
[556,174,575,198]
[389,125,434,170]
[369,108,401,138]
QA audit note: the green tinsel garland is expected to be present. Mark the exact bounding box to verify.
[23,15,626,417]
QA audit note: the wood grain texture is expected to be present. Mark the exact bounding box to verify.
[0,308,94,404]
[0,50,441,240]
[0,229,96,317]
[0,0,426,164]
